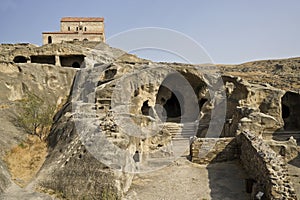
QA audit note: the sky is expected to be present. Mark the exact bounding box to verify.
[1,0,300,64]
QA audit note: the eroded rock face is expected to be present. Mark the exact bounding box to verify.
[0,61,76,196]
[1,42,300,199]
[237,83,285,137]
[38,102,131,199]
[0,42,114,197]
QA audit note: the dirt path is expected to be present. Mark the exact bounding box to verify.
[123,158,250,200]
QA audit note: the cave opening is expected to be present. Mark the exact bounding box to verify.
[155,85,183,123]
[163,92,181,119]
[198,98,208,110]
[30,55,55,65]
[282,104,290,119]
[141,100,151,116]
[104,68,117,79]
[72,62,80,68]
[281,92,300,131]
[13,56,27,63]
[154,72,205,123]
[60,55,85,68]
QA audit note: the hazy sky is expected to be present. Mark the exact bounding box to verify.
[1,0,300,64]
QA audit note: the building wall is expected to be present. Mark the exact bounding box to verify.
[42,18,105,45]
[239,131,297,199]
[42,33,104,45]
[60,21,104,33]
[190,137,239,164]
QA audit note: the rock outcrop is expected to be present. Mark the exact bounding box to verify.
[0,41,299,199]
[0,49,76,195]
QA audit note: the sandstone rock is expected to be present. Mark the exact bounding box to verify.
[0,41,299,199]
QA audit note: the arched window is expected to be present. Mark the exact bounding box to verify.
[76,27,78,31]
[83,38,88,42]
[84,27,87,31]
[68,27,70,31]
[48,36,52,44]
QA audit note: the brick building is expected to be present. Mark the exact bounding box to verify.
[42,17,105,45]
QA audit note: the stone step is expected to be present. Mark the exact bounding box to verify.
[173,134,192,138]
[273,132,300,136]
[173,130,194,133]
[172,137,194,140]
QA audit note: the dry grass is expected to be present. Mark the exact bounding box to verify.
[3,135,47,187]
[0,104,10,109]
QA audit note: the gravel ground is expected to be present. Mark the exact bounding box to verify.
[124,158,250,200]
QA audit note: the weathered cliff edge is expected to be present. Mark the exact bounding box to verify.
[0,41,299,199]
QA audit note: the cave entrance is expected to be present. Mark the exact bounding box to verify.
[281,92,300,131]
[141,100,151,116]
[59,55,85,68]
[72,62,80,68]
[13,56,27,63]
[282,104,290,119]
[163,92,181,119]
[155,72,201,123]
[30,55,55,65]
[155,86,182,123]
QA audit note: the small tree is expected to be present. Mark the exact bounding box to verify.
[17,92,55,140]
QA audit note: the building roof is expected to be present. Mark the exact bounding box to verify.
[42,32,104,35]
[61,17,104,22]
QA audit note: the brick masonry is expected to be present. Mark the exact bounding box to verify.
[190,132,297,199]
[190,137,239,164]
[239,131,297,199]
[42,17,105,45]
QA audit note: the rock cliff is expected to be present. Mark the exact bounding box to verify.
[0,41,299,199]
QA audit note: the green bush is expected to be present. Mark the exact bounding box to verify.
[101,187,120,200]
[17,92,55,140]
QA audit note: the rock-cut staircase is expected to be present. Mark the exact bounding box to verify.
[164,122,197,157]
[144,122,198,170]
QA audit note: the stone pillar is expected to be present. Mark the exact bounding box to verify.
[55,55,61,66]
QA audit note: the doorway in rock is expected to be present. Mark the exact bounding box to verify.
[141,100,151,116]
[282,104,290,120]
[72,62,80,68]
[60,55,85,68]
[155,72,201,123]
[13,56,27,63]
[281,92,300,131]
[30,55,55,65]
[155,85,182,123]
[163,92,182,119]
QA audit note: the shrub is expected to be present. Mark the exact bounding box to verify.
[17,92,55,140]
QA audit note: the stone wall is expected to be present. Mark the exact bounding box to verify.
[42,18,105,45]
[60,21,104,33]
[42,33,105,45]
[266,138,298,162]
[239,131,297,199]
[190,137,239,164]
